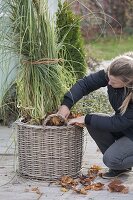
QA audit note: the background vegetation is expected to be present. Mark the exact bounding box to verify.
[71,90,113,116]
[56,0,87,80]
[85,35,133,61]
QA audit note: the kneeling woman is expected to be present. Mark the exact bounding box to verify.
[58,53,133,179]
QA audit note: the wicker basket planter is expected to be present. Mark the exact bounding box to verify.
[16,119,83,180]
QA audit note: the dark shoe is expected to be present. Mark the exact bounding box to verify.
[102,168,132,179]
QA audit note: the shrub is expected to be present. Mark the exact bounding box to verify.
[56,0,87,80]
[71,90,113,115]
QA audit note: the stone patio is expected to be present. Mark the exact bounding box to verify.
[0,125,133,200]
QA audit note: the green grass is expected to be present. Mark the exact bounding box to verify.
[85,35,133,61]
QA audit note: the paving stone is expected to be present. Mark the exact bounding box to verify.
[0,126,133,200]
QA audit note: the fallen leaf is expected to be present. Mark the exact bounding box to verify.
[108,179,128,193]
[121,187,129,194]
[80,173,96,184]
[79,176,91,186]
[32,187,38,191]
[109,179,122,185]
[31,187,42,195]
[89,165,102,175]
[73,187,87,195]
[80,188,88,195]
[61,187,69,192]
[60,175,78,189]
[84,185,92,190]
[91,182,104,191]
[36,188,42,195]
[80,174,89,180]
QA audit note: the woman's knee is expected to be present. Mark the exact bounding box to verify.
[103,150,122,170]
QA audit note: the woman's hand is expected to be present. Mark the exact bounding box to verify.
[57,105,70,119]
[67,116,85,127]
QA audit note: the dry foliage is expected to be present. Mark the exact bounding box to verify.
[24,187,43,200]
[68,113,82,119]
[60,175,78,189]
[89,165,102,175]
[83,182,104,191]
[59,165,105,194]
[46,115,66,126]
[61,187,69,192]
[31,187,42,195]
[45,112,83,126]
[108,179,128,193]
[73,187,87,195]
[59,165,129,195]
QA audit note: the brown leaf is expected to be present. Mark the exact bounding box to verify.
[61,176,74,184]
[86,172,97,181]
[73,187,87,195]
[80,188,88,195]
[89,165,102,175]
[31,187,41,195]
[108,179,128,193]
[80,173,96,182]
[60,175,78,189]
[121,187,129,194]
[91,182,104,191]
[79,174,93,186]
[84,185,92,190]
[80,178,91,185]
[80,174,89,180]
[36,188,42,195]
[32,187,38,191]
[61,187,69,192]
[109,179,122,185]
[79,174,92,185]
[46,116,66,126]
[68,113,82,119]
[108,185,125,193]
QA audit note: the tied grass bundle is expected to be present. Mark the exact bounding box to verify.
[4,0,75,122]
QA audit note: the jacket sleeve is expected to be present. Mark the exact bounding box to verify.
[85,104,133,132]
[62,69,108,109]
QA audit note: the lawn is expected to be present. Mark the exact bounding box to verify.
[85,35,133,61]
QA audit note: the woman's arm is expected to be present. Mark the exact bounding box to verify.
[85,105,133,132]
[62,69,108,109]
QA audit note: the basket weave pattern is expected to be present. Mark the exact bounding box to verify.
[17,121,83,180]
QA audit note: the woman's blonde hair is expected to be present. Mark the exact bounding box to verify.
[108,52,133,115]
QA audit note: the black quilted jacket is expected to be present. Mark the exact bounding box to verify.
[62,70,133,141]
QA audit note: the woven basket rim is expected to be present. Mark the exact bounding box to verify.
[14,118,81,130]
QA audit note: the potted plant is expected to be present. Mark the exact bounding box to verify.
[0,0,83,180]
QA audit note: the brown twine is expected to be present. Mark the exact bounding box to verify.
[23,58,64,65]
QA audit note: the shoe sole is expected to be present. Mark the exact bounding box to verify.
[102,170,132,179]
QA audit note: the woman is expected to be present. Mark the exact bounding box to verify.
[58,53,133,179]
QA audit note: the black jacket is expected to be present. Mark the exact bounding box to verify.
[62,70,133,141]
